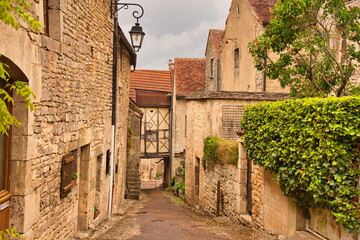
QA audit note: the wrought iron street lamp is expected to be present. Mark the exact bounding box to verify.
[111,2,145,52]
[129,23,145,52]
[108,1,145,219]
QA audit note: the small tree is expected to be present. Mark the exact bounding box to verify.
[0,0,42,134]
[249,0,360,98]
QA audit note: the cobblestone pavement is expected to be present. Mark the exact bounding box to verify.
[81,189,279,240]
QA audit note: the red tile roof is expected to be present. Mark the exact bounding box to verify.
[174,58,206,97]
[248,0,277,24]
[209,29,224,59]
[130,70,172,102]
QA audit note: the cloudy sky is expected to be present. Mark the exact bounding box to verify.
[118,0,232,70]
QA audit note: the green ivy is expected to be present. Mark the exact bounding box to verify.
[241,96,360,232]
[126,124,133,160]
[203,136,238,167]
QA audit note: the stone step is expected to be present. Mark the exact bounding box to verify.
[126,182,140,187]
[127,180,140,184]
[126,194,140,200]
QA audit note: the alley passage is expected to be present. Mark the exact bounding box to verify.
[85,189,278,240]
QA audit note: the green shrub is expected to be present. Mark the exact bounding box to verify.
[170,176,175,186]
[241,96,360,232]
[203,136,238,166]
[166,186,173,192]
[174,181,185,195]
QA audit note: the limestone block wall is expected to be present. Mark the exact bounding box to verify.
[0,0,135,239]
[184,100,207,205]
[173,98,187,178]
[220,0,288,94]
[308,208,354,240]
[140,158,164,181]
[201,163,240,222]
[125,103,143,200]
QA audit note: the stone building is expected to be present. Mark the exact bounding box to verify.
[220,0,287,93]
[205,29,224,92]
[125,100,143,200]
[129,70,172,186]
[170,58,206,178]
[0,0,136,239]
[185,0,360,239]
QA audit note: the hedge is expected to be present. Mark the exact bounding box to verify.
[241,96,360,232]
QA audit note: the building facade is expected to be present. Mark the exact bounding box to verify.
[0,0,136,239]
[130,70,172,186]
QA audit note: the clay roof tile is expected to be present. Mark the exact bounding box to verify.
[248,0,277,24]
[209,29,225,59]
[130,70,172,102]
[174,58,206,97]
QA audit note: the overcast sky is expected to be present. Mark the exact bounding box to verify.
[117,0,232,70]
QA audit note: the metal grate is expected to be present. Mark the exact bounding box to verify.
[222,105,244,139]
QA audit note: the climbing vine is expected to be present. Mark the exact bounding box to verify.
[203,136,238,167]
[126,125,133,160]
[241,96,360,232]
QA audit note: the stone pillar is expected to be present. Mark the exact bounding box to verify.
[10,95,40,236]
[236,140,248,214]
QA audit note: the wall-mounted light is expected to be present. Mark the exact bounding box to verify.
[111,2,145,52]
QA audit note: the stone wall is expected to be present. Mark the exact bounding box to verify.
[201,163,240,223]
[0,0,135,239]
[125,102,143,200]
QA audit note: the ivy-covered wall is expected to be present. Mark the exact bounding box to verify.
[241,96,360,232]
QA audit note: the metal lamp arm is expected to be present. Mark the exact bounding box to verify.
[111,2,144,23]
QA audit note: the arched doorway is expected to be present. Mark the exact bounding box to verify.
[0,55,30,231]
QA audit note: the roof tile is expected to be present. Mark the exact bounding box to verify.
[174,58,206,97]
[248,0,277,24]
[130,70,172,102]
[209,29,224,59]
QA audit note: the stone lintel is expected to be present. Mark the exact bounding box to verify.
[186,91,289,101]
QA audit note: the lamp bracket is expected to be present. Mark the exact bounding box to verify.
[111,1,144,23]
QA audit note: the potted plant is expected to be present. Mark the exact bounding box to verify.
[94,205,100,219]
[71,172,79,186]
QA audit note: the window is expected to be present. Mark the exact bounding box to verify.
[43,0,62,41]
[234,48,240,69]
[60,151,77,198]
[222,105,244,139]
[43,0,49,35]
[185,116,187,137]
[210,58,214,77]
[215,60,221,90]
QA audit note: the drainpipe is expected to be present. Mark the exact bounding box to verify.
[108,11,118,219]
[169,64,175,181]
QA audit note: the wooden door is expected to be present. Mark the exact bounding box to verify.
[0,97,12,231]
[194,157,200,205]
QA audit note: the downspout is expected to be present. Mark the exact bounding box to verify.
[108,11,118,219]
[169,66,174,181]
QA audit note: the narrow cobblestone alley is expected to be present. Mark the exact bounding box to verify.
[81,189,278,240]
